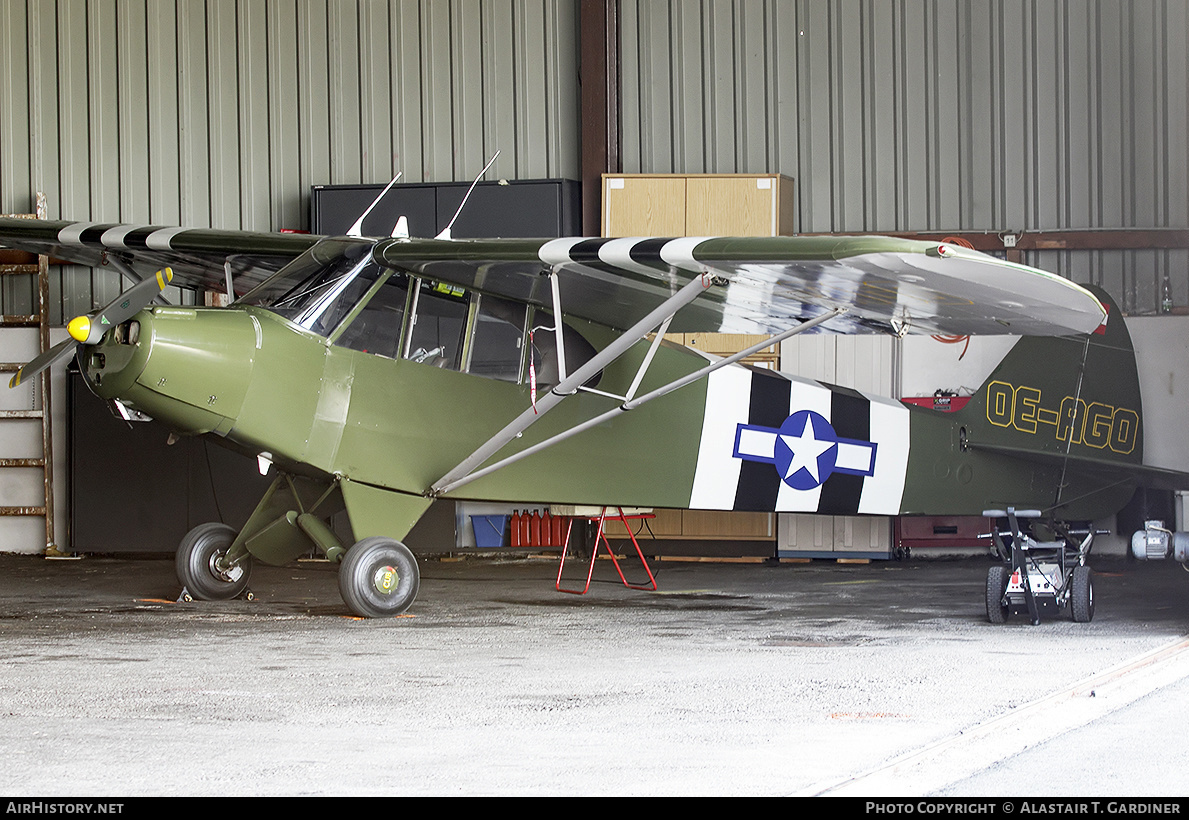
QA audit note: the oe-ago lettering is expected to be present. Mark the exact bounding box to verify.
[985,379,1138,455]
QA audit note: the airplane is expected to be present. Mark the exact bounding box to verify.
[1,211,1186,621]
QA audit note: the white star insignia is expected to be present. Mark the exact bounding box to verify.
[778,413,836,483]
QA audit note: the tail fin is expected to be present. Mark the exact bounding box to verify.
[961,284,1143,469]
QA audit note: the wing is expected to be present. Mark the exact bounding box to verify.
[0,219,1106,336]
[0,218,320,296]
[373,234,1107,336]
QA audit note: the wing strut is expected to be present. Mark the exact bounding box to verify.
[430,306,846,497]
[103,255,170,307]
[549,269,568,383]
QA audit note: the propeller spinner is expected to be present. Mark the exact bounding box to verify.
[8,267,173,388]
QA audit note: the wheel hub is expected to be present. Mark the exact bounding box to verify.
[372,565,400,596]
[208,551,244,584]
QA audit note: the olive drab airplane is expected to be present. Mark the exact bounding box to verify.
[2,208,1187,621]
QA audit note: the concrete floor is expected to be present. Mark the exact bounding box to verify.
[0,551,1187,796]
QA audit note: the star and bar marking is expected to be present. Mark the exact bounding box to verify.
[733,409,878,491]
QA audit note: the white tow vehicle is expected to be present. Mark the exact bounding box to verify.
[984,508,1102,625]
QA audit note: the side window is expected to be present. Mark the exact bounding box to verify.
[467,295,527,382]
[334,273,409,359]
[529,310,600,390]
[407,281,469,369]
[332,274,597,391]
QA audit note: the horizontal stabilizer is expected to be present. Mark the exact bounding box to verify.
[969,441,1189,493]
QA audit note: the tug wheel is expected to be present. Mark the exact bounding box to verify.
[986,564,1010,624]
[1071,565,1095,623]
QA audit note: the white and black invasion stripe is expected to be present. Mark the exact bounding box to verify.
[56,222,188,253]
[688,365,910,515]
[538,236,716,277]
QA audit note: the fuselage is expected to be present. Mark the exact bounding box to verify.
[77,300,1118,521]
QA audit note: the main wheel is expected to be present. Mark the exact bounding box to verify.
[1071,565,1094,623]
[338,537,420,618]
[986,564,1010,624]
[176,522,251,601]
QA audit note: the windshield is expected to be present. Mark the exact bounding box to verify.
[236,238,382,337]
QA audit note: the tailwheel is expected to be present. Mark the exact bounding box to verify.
[176,522,252,601]
[338,537,420,618]
[985,564,1010,624]
[1071,565,1095,623]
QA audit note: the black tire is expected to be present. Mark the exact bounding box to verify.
[986,564,1010,624]
[176,522,251,601]
[338,537,420,618]
[1071,565,1094,623]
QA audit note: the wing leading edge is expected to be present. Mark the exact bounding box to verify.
[0,217,319,297]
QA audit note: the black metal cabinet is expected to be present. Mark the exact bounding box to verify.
[310,178,581,239]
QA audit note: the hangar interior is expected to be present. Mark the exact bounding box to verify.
[0,0,1185,561]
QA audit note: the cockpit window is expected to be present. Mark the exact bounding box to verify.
[236,238,375,325]
[406,281,469,369]
[292,257,386,337]
[332,272,410,359]
[468,295,527,382]
[245,243,597,388]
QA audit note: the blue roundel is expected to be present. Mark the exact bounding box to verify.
[773,410,839,490]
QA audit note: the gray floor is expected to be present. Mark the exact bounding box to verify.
[0,551,1186,796]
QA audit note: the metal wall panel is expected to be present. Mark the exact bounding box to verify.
[0,0,580,322]
[619,0,1189,313]
[2,0,1184,314]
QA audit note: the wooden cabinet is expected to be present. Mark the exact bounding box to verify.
[602,173,795,237]
[668,332,781,370]
[601,173,794,543]
[601,507,774,541]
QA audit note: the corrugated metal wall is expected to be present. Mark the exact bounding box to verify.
[0,0,579,322]
[1,1,1186,314]
[619,0,1189,313]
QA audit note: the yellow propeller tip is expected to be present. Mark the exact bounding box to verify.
[67,315,91,343]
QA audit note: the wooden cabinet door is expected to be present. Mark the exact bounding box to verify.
[602,176,687,236]
[686,176,779,236]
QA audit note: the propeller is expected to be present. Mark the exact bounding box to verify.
[9,267,173,388]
